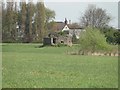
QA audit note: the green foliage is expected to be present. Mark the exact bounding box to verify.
[25,2,35,43]
[44,8,55,34]
[72,34,79,44]
[113,31,120,44]
[36,2,46,42]
[45,8,55,22]
[2,2,17,42]
[58,31,69,36]
[47,21,56,33]
[101,27,120,44]
[79,27,112,52]
[2,1,55,43]
[58,31,64,35]
[57,43,67,47]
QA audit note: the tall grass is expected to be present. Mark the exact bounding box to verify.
[2,43,118,88]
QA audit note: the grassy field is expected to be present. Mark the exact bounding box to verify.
[2,43,118,88]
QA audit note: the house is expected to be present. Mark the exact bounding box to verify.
[43,32,72,46]
[51,18,85,39]
[43,18,84,46]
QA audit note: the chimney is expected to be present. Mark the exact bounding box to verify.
[69,20,71,24]
[64,18,68,25]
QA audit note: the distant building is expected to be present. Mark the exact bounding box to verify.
[43,18,85,46]
[43,32,72,46]
[51,18,85,39]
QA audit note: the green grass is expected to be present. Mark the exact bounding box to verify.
[2,43,118,88]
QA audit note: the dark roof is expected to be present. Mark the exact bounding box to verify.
[55,22,65,31]
[67,24,83,29]
[50,21,83,31]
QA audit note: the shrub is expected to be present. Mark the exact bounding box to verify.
[72,34,79,44]
[79,27,112,52]
[100,27,120,45]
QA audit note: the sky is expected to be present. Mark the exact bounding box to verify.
[44,1,118,28]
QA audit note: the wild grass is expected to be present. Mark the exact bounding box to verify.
[2,43,118,88]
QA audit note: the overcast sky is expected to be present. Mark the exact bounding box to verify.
[44,1,118,28]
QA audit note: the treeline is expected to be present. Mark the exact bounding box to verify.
[100,27,120,45]
[80,5,120,45]
[2,1,55,43]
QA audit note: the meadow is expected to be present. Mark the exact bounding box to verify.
[2,43,118,88]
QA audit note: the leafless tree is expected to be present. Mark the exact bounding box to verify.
[80,5,111,28]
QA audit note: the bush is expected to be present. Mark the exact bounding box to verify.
[79,27,112,52]
[72,34,79,44]
[100,27,120,45]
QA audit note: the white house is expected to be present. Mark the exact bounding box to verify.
[51,18,85,39]
[61,19,85,39]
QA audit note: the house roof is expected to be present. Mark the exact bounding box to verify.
[67,24,83,29]
[51,22,65,31]
[51,21,83,31]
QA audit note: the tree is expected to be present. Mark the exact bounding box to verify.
[2,0,55,43]
[45,8,55,34]
[47,21,56,33]
[72,33,78,44]
[80,5,111,29]
[36,2,45,42]
[114,31,120,44]
[24,1,35,42]
[12,2,19,41]
[19,1,27,42]
[2,2,6,42]
[2,1,15,42]
[102,26,120,45]
[0,2,2,42]
[28,2,36,42]
[45,8,55,23]
[79,27,111,52]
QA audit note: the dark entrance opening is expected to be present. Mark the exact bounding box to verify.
[53,38,56,44]
[61,40,64,44]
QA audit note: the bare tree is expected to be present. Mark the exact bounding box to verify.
[80,5,111,28]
